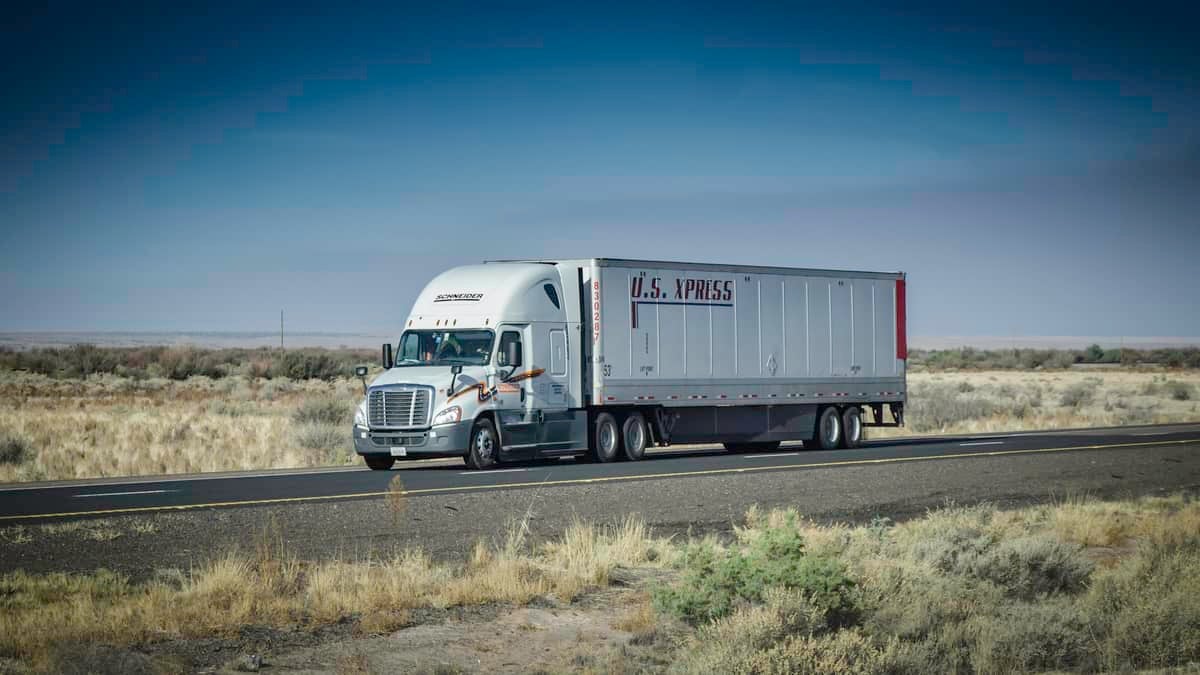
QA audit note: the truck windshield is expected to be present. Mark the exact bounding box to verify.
[395,330,494,367]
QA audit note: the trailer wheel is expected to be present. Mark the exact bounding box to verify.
[465,418,499,470]
[364,455,395,471]
[592,412,621,463]
[622,412,648,461]
[816,407,842,450]
[840,407,863,449]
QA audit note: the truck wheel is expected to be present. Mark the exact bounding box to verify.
[816,407,842,450]
[465,418,499,470]
[622,412,648,461]
[592,412,620,463]
[364,455,395,471]
[841,407,864,449]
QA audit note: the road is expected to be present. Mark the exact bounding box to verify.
[3,422,1199,521]
[2,422,1198,578]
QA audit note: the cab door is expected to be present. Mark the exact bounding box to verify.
[535,324,578,452]
[494,325,539,460]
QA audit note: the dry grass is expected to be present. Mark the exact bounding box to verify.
[0,514,671,669]
[0,368,1197,482]
[2,495,1198,672]
[0,371,364,482]
[873,369,1200,438]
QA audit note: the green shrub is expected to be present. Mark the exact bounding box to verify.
[654,516,857,626]
[968,536,1093,599]
[292,396,353,426]
[1165,380,1194,401]
[1059,383,1094,407]
[0,345,373,382]
[294,423,347,452]
[0,432,32,465]
[905,385,996,433]
[1088,546,1200,670]
[969,601,1094,674]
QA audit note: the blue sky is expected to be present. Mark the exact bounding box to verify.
[2,2,1197,336]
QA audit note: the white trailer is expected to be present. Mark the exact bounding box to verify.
[352,259,906,470]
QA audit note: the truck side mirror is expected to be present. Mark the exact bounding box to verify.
[382,343,394,369]
[355,365,369,394]
[448,364,463,395]
[505,341,522,369]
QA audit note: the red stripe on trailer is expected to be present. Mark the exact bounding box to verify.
[895,278,907,360]
[606,396,616,401]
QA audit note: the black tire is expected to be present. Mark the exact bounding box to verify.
[723,442,750,452]
[816,407,842,450]
[592,412,621,462]
[364,455,395,471]
[841,407,864,449]
[622,412,648,461]
[465,418,499,470]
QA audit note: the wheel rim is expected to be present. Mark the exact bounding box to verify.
[475,428,493,462]
[823,413,840,444]
[628,421,644,453]
[599,421,616,455]
[848,414,861,442]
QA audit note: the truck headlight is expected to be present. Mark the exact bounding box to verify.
[354,400,368,427]
[432,406,462,426]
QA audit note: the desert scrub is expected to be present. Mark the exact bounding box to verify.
[653,513,857,626]
[1059,380,1097,407]
[0,430,31,465]
[292,395,353,426]
[903,383,996,432]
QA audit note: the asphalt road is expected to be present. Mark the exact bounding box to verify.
[2,422,1199,522]
[3,422,1200,579]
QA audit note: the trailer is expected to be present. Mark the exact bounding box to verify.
[352,258,906,470]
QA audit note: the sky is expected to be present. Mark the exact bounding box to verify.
[2,1,1198,337]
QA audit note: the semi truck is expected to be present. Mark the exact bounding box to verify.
[352,259,907,470]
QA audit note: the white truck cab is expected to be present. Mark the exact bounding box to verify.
[353,262,585,469]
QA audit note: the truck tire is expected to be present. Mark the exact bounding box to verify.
[622,412,648,461]
[465,418,499,470]
[816,407,842,450]
[364,455,395,471]
[841,407,863,449]
[592,412,621,463]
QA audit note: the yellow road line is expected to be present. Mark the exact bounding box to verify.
[1,437,1195,522]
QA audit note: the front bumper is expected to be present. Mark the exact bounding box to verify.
[353,419,473,458]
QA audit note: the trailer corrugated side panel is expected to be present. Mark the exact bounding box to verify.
[592,260,905,406]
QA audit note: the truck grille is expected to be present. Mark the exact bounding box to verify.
[368,388,431,428]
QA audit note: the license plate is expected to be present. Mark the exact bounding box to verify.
[390,447,407,457]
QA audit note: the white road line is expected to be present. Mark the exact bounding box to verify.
[458,468,528,475]
[744,452,801,459]
[959,441,1004,447]
[1133,432,1171,436]
[73,489,178,498]
[0,461,462,493]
